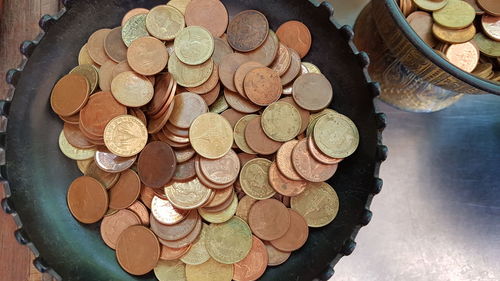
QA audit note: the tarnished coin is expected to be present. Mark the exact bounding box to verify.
[243,30,279,67]
[51,74,89,117]
[206,216,253,264]
[159,214,202,248]
[265,242,291,266]
[432,23,476,44]
[219,53,250,92]
[407,11,437,47]
[138,141,177,188]
[261,101,301,142]
[235,195,256,223]
[276,20,312,58]
[209,94,230,113]
[220,109,246,129]
[76,159,93,174]
[413,0,448,12]
[244,116,282,155]
[248,199,290,241]
[115,225,160,275]
[111,71,154,107]
[103,115,148,157]
[433,0,476,29]
[175,26,214,65]
[109,169,141,209]
[445,41,480,72]
[474,32,500,57]
[276,140,302,181]
[270,43,292,76]
[67,176,108,224]
[190,113,233,159]
[280,96,310,134]
[204,186,234,208]
[200,83,221,106]
[185,0,228,37]
[167,0,191,14]
[168,54,214,87]
[291,181,339,227]
[198,193,238,223]
[122,8,149,25]
[199,149,240,185]
[187,65,219,94]
[234,61,265,97]
[98,60,117,92]
[233,236,268,281]
[174,147,196,164]
[213,37,234,65]
[268,162,307,197]
[165,178,212,209]
[85,161,121,189]
[280,48,302,85]
[307,135,343,165]
[224,88,261,114]
[293,73,333,111]
[95,148,136,173]
[78,43,99,67]
[477,0,500,16]
[227,10,269,52]
[185,258,234,281]
[302,62,321,74]
[154,260,187,281]
[244,67,282,106]
[87,28,112,65]
[58,131,96,160]
[233,114,259,154]
[104,27,128,63]
[151,211,198,244]
[127,36,168,76]
[292,138,338,182]
[69,64,98,94]
[240,158,276,200]
[181,223,210,265]
[63,123,95,149]
[150,196,190,227]
[481,15,500,42]
[146,5,185,41]
[159,244,191,261]
[100,209,141,249]
[173,157,196,182]
[79,91,127,137]
[122,14,149,47]
[270,209,308,252]
[127,201,150,225]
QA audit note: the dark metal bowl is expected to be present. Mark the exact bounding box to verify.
[1,0,386,280]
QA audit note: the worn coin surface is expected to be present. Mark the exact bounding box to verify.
[150,196,190,227]
[276,21,312,58]
[58,131,96,160]
[268,162,307,197]
[108,169,141,209]
[198,193,238,223]
[313,112,359,158]
[276,140,302,181]
[111,71,154,107]
[115,225,160,275]
[146,5,185,41]
[413,0,448,12]
[233,114,259,154]
[180,223,210,265]
[233,236,268,281]
[87,28,111,65]
[433,0,476,29]
[481,15,500,41]
[270,43,292,76]
[244,67,282,106]
[100,209,141,249]
[227,10,269,52]
[474,32,500,57]
[477,0,500,16]
[261,101,301,142]
[168,54,214,87]
[137,141,176,187]
[185,0,228,37]
[69,64,98,94]
[67,176,108,224]
[293,73,333,111]
[292,138,338,182]
[244,116,282,155]
[270,209,309,252]
[432,23,476,44]
[199,149,240,185]
[122,14,149,47]
[104,27,128,63]
[445,41,480,72]
[175,26,214,65]
[185,258,234,281]
[239,158,276,200]
[248,199,291,241]
[104,115,148,157]
[265,242,291,266]
[243,30,279,66]
[291,181,339,227]
[154,259,187,281]
[212,37,234,65]
[127,36,169,76]
[224,88,261,114]
[165,178,212,209]
[189,113,233,159]
[406,11,437,47]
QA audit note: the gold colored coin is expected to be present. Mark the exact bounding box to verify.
[474,33,500,57]
[103,115,148,157]
[239,158,276,200]
[261,101,301,142]
[199,193,238,223]
[146,5,185,40]
[69,64,99,94]
[291,181,339,227]
[78,43,99,68]
[167,0,192,14]
[413,0,448,11]
[154,259,187,281]
[174,26,214,65]
[165,178,212,209]
[432,23,476,44]
[76,159,93,174]
[59,131,95,160]
[306,108,338,137]
[111,71,154,107]
[185,258,234,281]
[301,62,321,74]
[205,216,252,264]
[189,113,233,159]
[313,112,359,158]
[168,54,214,87]
[209,95,229,114]
[122,14,149,47]
[233,115,258,155]
[181,223,210,265]
[433,0,476,29]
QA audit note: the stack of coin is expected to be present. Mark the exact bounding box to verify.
[54,2,360,280]
[398,0,500,82]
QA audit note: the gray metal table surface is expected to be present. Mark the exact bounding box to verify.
[328,1,500,280]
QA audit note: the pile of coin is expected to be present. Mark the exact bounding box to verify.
[53,1,360,280]
[398,0,500,82]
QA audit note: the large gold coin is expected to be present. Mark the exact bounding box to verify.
[291,182,339,227]
[199,193,238,223]
[306,108,338,137]
[239,158,276,200]
[432,0,475,30]
[164,178,212,209]
[313,112,359,158]
[174,26,214,65]
[103,115,148,157]
[189,113,233,159]
[69,64,99,94]
[154,260,187,281]
[58,131,95,160]
[181,223,210,265]
[205,216,252,264]
[168,53,214,87]
[146,5,185,41]
[233,115,258,154]
[261,101,301,142]
[122,14,149,47]
[185,258,233,281]
[111,71,154,107]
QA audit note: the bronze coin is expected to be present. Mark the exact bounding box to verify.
[195,155,235,189]
[104,27,128,63]
[160,244,192,261]
[87,28,112,65]
[150,209,199,241]
[150,80,177,120]
[100,209,141,249]
[270,209,308,251]
[244,67,282,106]
[129,107,147,127]
[227,10,269,52]
[59,113,79,125]
[200,82,221,106]
[187,65,219,94]
[173,157,197,182]
[127,36,169,76]
[158,215,203,249]
[148,99,176,134]
[204,186,234,208]
[268,162,307,197]
[244,116,282,155]
[164,129,189,144]
[138,141,177,188]
[127,200,150,225]
[235,195,257,223]
[98,60,117,92]
[237,153,257,168]
[94,148,137,173]
[165,122,190,138]
[213,37,234,65]
[67,176,108,224]
[199,149,240,185]
[293,73,333,111]
[151,196,189,226]
[291,138,338,182]
[140,185,156,209]
[109,169,141,210]
[85,161,121,189]
[169,92,208,129]
[270,43,292,76]
[265,242,291,266]
[280,48,302,85]
[307,135,342,165]
[79,91,127,137]
[243,30,279,67]
[111,60,133,79]
[233,236,268,281]
[115,225,160,275]
[219,53,250,92]
[122,8,149,26]
[146,73,174,116]
[201,190,234,213]
[248,199,291,241]
[234,61,265,97]
[63,123,95,149]
[280,96,310,134]
[276,21,312,58]
[185,0,228,37]
[50,74,90,117]
[221,108,246,128]
[223,88,261,113]
[477,0,500,16]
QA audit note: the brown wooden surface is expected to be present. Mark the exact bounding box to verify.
[1,1,61,280]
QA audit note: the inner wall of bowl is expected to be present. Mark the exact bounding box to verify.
[6,0,377,280]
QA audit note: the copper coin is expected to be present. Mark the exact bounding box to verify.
[213,37,234,65]
[85,161,121,189]
[127,36,169,76]
[445,41,480,72]
[233,236,268,281]
[185,0,228,37]
[221,109,246,128]
[150,80,177,120]
[248,199,291,241]
[138,141,177,188]
[79,91,127,137]
[50,74,89,117]
[163,127,190,144]
[204,186,234,208]
[87,29,112,65]
[129,107,147,126]
[165,122,190,138]
[291,138,338,182]
[109,169,141,209]
[112,60,133,79]
[150,195,190,226]
[406,11,437,47]
[169,92,208,129]
[115,225,160,275]
[63,123,94,149]
[195,155,235,189]
[234,61,265,97]
[280,48,302,85]
[227,10,269,52]
[293,73,333,111]
[199,82,221,106]
[235,195,257,223]
[219,53,250,92]
[307,135,342,165]
[280,96,310,134]
[173,157,196,182]
[158,214,202,248]
[268,162,307,197]
[148,99,176,134]
[100,209,141,249]
[160,244,191,261]
[127,200,150,225]
[140,185,156,209]
[173,147,196,164]
[265,242,291,266]
[95,148,136,173]
[122,8,149,26]
[270,209,308,252]
[187,65,219,94]
[199,149,240,185]
[223,88,261,113]
[201,190,234,213]
[150,209,199,242]
[481,15,500,41]
[147,73,174,116]
[243,30,279,67]
[276,21,312,58]
[59,113,79,125]
[237,153,257,168]
[98,60,117,92]
[66,176,108,224]
[244,116,282,155]
[270,43,292,76]
[477,0,500,16]
[244,67,282,106]
[104,27,128,63]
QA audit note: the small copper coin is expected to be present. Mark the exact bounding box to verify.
[138,141,177,188]
[234,61,265,97]
[127,200,150,225]
[150,209,198,241]
[270,209,308,252]
[204,186,234,208]
[169,92,208,129]
[248,199,291,241]
[85,161,121,189]
[406,11,437,47]
[195,156,235,189]
[127,36,169,76]
[185,0,228,37]
[151,196,189,226]
[140,185,156,209]
[244,67,282,106]
[265,242,291,266]
[98,60,117,92]
[59,113,79,125]
[244,116,282,155]
[199,82,221,106]
[235,195,257,223]
[280,96,310,134]
[51,74,89,117]
[233,236,268,281]
[173,157,196,182]
[243,30,279,67]
[224,88,261,114]
[280,48,302,85]
[160,244,191,261]
[481,15,500,41]
[129,108,147,127]
[109,169,141,210]
[228,10,269,52]
[201,190,234,213]
[111,60,133,79]
[87,29,112,65]
[104,27,128,63]
[213,37,234,65]
[95,148,137,173]
[293,73,333,111]
[307,135,342,165]
[148,99,176,134]
[67,176,108,224]
[219,53,250,92]
[292,138,338,182]
[276,21,312,58]
[268,162,307,197]
[221,109,246,128]
[445,41,480,72]
[270,43,292,76]
[477,0,500,16]
[174,147,196,163]
[165,122,189,138]
[199,149,240,185]
[122,8,149,26]
[187,65,219,94]
[159,215,202,248]
[63,123,94,149]
[100,209,141,249]
[115,225,160,275]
